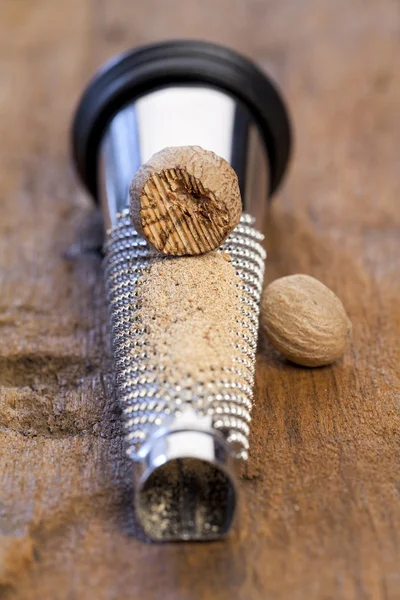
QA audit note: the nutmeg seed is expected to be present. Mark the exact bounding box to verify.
[129,146,242,256]
[260,274,352,367]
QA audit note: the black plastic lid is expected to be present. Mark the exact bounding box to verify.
[72,40,291,202]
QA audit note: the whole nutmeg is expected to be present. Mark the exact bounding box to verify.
[129,145,242,256]
[260,274,352,367]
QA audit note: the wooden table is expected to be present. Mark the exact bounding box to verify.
[1,1,399,598]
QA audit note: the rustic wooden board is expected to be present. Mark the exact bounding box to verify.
[1,1,399,598]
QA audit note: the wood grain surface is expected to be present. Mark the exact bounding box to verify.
[0,1,399,599]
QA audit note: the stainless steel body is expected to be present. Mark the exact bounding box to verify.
[98,87,270,230]
[98,86,269,541]
[72,39,292,542]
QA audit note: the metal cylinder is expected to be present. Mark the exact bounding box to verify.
[98,86,270,231]
[71,40,291,541]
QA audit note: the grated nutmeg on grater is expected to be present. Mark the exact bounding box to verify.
[136,251,246,384]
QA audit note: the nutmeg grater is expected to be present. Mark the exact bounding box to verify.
[72,40,291,541]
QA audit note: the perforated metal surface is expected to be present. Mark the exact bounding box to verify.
[104,210,265,461]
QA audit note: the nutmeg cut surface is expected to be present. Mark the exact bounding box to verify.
[260,274,352,367]
[129,146,242,255]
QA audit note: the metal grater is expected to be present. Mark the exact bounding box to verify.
[71,41,291,540]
